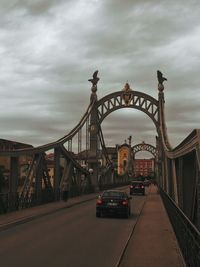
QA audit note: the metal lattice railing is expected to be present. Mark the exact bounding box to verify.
[160,188,200,267]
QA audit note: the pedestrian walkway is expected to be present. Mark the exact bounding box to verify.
[120,184,186,267]
[0,192,99,231]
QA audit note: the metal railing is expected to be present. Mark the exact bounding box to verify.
[0,183,96,214]
[0,190,56,214]
[160,188,200,267]
[0,177,131,215]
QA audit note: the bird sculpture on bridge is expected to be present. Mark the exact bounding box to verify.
[88,70,100,86]
[157,70,167,85]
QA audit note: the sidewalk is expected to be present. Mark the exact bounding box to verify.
[120,184,186,267]
[0,192,99,231]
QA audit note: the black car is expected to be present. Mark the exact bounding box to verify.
[130,181,145,195]
[96,190,131,218]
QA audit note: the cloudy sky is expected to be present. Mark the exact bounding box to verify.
[0,0,200,154]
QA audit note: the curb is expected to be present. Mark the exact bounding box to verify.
[0,195,97,232]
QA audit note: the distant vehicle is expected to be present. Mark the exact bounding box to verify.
[130,181,145,195]
[131,175,145,182]
[96,190,131,218]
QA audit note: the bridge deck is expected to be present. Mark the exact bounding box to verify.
[0,186,186,267]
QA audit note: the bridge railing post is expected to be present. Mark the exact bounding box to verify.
[9,156,19,211]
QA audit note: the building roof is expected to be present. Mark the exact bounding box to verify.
[0,138,33,149]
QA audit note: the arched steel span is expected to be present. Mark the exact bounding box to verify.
[95,91,159,129]
[2,69,200,251]
[132,143,158,158]
[2,68,200,237]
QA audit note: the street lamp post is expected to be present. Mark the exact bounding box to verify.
[88,167,99,192]
[89,168,93,175]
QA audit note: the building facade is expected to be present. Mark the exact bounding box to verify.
[0,139,33,189]
[133,158,155,177]
[117,143,133,176]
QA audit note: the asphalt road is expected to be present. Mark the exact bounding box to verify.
[0,188,146,267]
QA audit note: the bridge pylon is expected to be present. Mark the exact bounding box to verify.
[88,71,100,191]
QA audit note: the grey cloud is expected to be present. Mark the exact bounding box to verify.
[0,0,67,16]
[101,109,157,147]
[0,0,199,151]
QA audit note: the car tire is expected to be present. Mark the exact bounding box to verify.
[125,210,129,219]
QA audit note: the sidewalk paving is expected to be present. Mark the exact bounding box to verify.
[120,184,186,267]
[0,192,99,231]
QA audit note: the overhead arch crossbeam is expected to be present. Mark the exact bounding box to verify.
[95,91,159,128]
[132,143,158,158]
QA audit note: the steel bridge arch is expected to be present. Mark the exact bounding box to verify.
[95,91,159,130]
[132,143,158,158]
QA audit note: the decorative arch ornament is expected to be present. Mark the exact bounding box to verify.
[95,90,159,129]
[132,142,158,158]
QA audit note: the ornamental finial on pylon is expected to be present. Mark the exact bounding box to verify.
[89,70,99,102]
[123,82,131,92]
[157,70,167,91]
[122,81,133,106]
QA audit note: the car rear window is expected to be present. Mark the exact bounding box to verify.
[103,191,126,198]
[131,182,143,186]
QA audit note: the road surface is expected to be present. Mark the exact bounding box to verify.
[0,188,147,267]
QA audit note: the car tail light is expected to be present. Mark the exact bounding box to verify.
[96,199,103,205]
[130,185,133,188]
[122,200,129,206]
[141,185,144,189]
